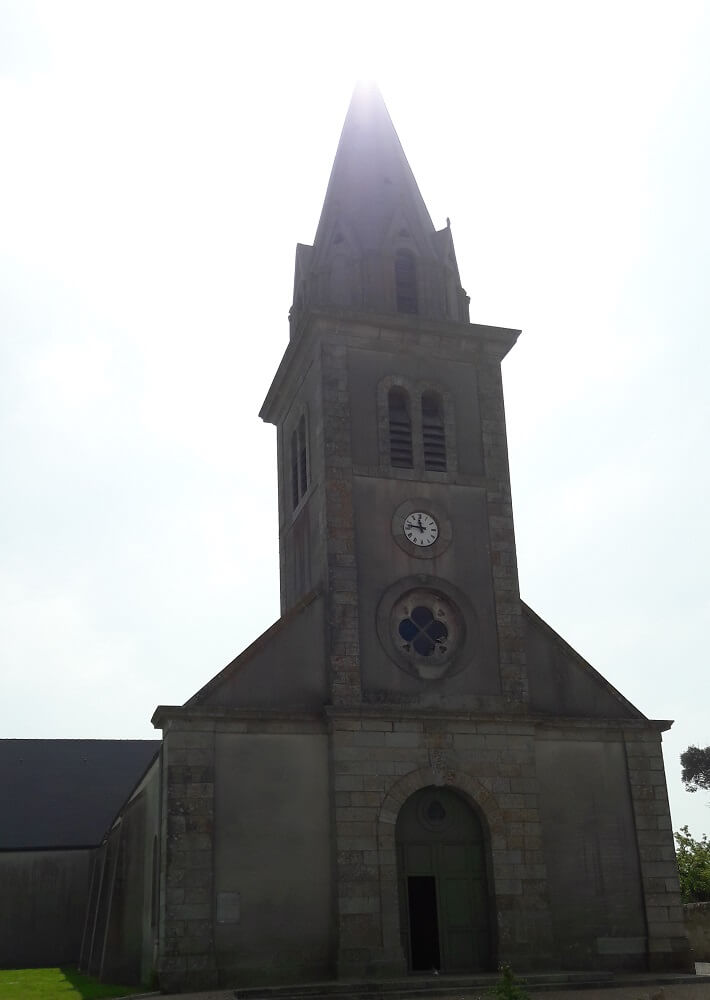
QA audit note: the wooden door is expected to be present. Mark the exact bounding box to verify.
[396,786,492,973]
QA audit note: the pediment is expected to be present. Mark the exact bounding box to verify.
[183,591,327,712]
[523,602,645,719]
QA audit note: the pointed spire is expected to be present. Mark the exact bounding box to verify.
[290,84,470,329]
[313,82,436,253]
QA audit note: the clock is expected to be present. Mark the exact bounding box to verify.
[391,499,451,558]
[403,511,439,547]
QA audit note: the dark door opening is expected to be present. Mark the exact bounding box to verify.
[407,875,441,971]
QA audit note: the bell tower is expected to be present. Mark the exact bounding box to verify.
[260,83,527,713]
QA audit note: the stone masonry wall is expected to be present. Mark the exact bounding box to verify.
[321,337,362,706]
[158,726,218,992]
[624,730,693,971]
[330,709,554,977]
[685,902,710,962]
[476,350,528,711]
[316,317,525,710]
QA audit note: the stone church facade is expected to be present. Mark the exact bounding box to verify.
[77,86,689,991]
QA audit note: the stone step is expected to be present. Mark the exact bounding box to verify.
[233,970,617,1000]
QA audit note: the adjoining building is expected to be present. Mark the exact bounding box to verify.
[0,740,159,973]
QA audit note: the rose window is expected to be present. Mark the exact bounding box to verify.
[384,588,463,679]
[398,606,449,656]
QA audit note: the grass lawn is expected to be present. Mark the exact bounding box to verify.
[0,967,136,1000]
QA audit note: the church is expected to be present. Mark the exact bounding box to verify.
[1,85,690,991]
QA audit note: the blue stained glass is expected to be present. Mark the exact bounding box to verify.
[399,618,418,642]
[411,606,433,628]
[428,621,447,642]
[413,633,435,655]
[398,605,449,658]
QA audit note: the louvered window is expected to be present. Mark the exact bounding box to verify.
[389,387,413,468]
[422,392,447,471]
[395,251,418,315]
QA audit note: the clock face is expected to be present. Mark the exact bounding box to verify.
[403,511,439,547]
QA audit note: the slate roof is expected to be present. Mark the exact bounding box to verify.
[0,739,160,850]
[312,82,437,256]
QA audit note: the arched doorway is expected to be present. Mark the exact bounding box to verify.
[395,786,493,973]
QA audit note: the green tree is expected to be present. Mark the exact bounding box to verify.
[674,825,710,903]
[680,745,710,793]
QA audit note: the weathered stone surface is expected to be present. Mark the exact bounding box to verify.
[158,727,218,989]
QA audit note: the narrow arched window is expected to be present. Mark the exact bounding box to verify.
[395,251,418,314]
[298,415,308,496]
[150,835,158,928]
[290,430,300,509]
[422,392,447,471]
[388,387,413,468]
[290,415,309,511]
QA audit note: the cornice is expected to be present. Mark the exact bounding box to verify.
[260,307,520,425]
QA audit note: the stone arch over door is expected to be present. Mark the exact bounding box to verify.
[377,767,501,974]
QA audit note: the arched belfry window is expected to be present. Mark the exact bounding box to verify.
[290,413,309,511]
[395,251,418,315]
[422,392,447,471]
[388,387,413,468]
[379,378,455,477]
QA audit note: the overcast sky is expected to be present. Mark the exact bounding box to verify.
[1,1,708,837]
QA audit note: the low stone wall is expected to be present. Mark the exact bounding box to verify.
[685,902,710,962]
